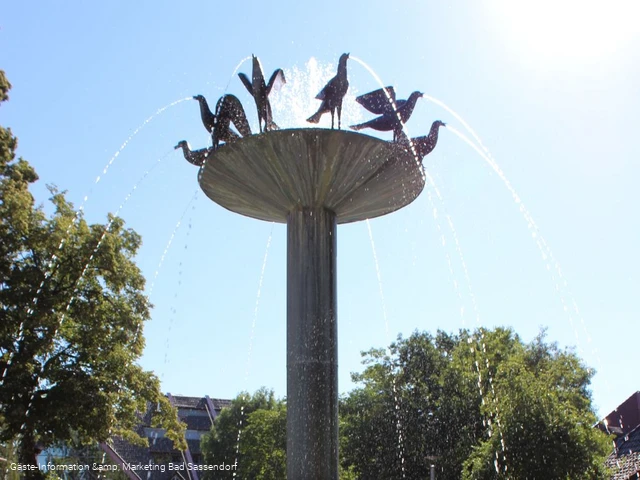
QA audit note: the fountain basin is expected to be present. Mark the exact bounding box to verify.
[198,128,424,223]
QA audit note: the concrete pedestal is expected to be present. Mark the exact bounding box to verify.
[198,129,424,479]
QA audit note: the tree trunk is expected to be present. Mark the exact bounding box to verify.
[18,432,44,480]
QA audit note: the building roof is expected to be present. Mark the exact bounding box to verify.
[606,450,640,480]
[599,392,640,437]
[600,392,640,480]
[103,394,231,480]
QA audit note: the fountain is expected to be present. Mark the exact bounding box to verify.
[177,54,442,479]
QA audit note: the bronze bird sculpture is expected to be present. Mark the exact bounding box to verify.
[175,140,213,167]
[238,55,286,133]
[193,94,216,134]
[193,94,252,149]
[212,94,252,148]
[307,53,349,129]
[350,87,423,142]
[407,120,446,160]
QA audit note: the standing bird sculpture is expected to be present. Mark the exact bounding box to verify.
[193,94,252,149]
[238,55,286,133]
[193,94,216,134]
[174,141,213,167]
[307,53,350,129]
[407,120,446,160]
[350,87,423,142]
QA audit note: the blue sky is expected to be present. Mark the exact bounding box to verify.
[2,1,639,419]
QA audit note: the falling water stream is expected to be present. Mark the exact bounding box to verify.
[162,192,199,379]
[148,191,200,297]
[424,94,601,364]
[352,55,508,473]
[16,151,190,439]
[366,220,406,478]
[233,225,275,476]
[443,124,603,374]
[1,98,191,383]
[351,55,606,475]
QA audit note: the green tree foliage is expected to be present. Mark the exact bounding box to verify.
[0,72,10,103]
[201,388,285,479]
[461,330,612,479]
[0,440,21,480]
[340,327,612,479]
[201,388,360,479]
[0,70,185,478]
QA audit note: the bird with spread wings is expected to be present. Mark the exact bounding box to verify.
[350,87,423,142]
[238,55,286,133]
[193,94,252,149]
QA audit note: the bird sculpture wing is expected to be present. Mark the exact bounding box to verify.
[349,116,393,132]
[409,121,445,158]
[188,147,212,166]
[355,87,397,115]
[238,73,254,95]
[218,94,253,137]
[410,136,432,159]
[266,102,279,130]
[315,74,337,100]
[266,68,286,95]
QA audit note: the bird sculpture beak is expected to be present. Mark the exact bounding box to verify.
[174,144,181,149]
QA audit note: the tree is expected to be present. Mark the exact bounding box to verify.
[240,405,287,479]
[461,329,612,479]
[201,388,286,479]
[340,327,612,479]
[340,331,482,479]
[0,70,185,478]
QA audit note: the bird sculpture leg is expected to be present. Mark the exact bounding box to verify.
[260,110,266,133]
[393,126,401,143]
[330,109,335,130]
[395,129,410,146]
[337,103,342,130]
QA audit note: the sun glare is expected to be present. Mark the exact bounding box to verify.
[490,0,640,69]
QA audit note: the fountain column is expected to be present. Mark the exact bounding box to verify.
[198,129,424,479]
[287,207,338,479]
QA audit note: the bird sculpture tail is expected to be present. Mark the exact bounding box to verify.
[307,111,323,124]
[349,122,367,131]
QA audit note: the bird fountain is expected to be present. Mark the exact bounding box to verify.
[177,53,444,480]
